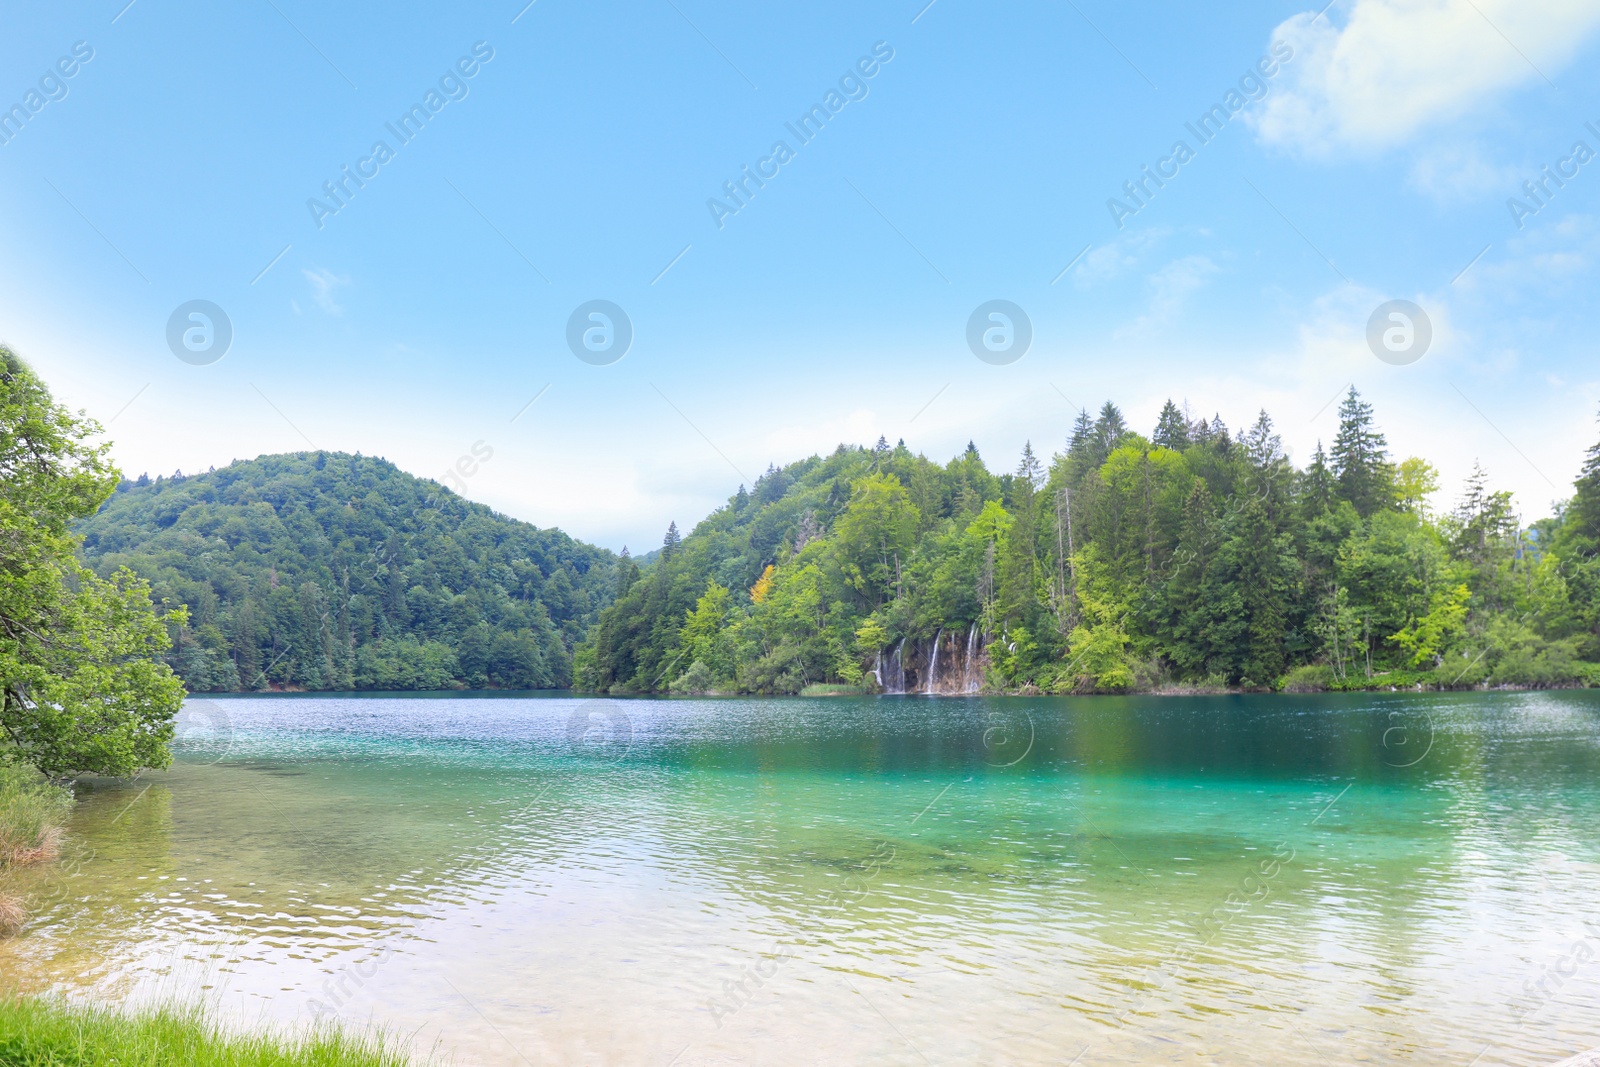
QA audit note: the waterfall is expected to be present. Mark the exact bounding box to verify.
[965,623,978,692]
[874,627,983,696]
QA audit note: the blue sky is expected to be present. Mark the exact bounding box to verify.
[4,0,1600,550]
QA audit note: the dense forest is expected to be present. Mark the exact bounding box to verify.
[77,453,616,691]
[577,389,1600,695]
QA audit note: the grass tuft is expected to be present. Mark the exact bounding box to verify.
[0,894,23,935]
[0,763,74,868]
[799,683,870,697]
[0,762,76,935]
[0,996,420,1066]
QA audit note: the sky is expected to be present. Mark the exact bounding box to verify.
[3,0,1599,551]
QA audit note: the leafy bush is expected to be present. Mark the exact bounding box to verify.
[0,764,73,866]
[2,350,186,777]
[1281,665,1335,693]
[669,660,715,695]
[0,764,75,934]
[352,637,462,691]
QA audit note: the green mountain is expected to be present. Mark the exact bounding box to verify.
[78,453,617,692]
[577,390,1600,696]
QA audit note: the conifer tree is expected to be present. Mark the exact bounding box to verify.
[1206,414,1230,447]
[615,547,639,598]
[1000,444,1045,630]
[1563,409,1600,554]
[1090,402,1129,466]
[1452,462,1518,568]
[1226,495,1293,685]
[1243,410,1283,471]
[1015,441,1043,490]
[1330,388,1393,516]
[756,463,789,504]
[1067,411,1094,458]
[1152,400,1190,451]
[1162,480,1221,674]
[1242,410,1291,517]
[1300,442,1336,520]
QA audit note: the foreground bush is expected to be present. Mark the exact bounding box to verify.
[1,349,187,778]
[1280,665,1337,693]
[0,764,75,934]
[0,997,416,1067]
[0,764,74,868]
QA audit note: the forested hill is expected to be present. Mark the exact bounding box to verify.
[577,390,1600,696]
[77,453,618,692]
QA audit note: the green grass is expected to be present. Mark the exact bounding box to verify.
[1275,664,1600,693]
[0,764,74,867]
[799,683,871,697]
[0,997,418,1067]
[0,762,77,931]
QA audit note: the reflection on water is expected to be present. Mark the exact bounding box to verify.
[1,691,1598,1065]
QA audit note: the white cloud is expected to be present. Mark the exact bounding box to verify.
[1471,211,1597,295]
[1409,143,1523,202]
[1141,254,1220,327]
[1202,282,1595,520]
[302,267,351,314]
[1103,254,1223,340]
[1254,0,1600,155]
[1073,227,1173,284]
[762,406,885,460]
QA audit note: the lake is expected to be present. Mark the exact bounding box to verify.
[1,691,1597,1066]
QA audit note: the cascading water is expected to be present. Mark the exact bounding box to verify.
[876,628,986,695]
[965,623,979,693]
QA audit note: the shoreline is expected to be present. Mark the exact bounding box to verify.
[182,681,1600,699]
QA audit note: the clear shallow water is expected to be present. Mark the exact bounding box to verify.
[2,691,1599,1066]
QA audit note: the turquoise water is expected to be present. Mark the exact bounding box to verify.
[2,691,1598,1065]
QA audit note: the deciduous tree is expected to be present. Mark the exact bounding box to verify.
[0,350,186,778]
